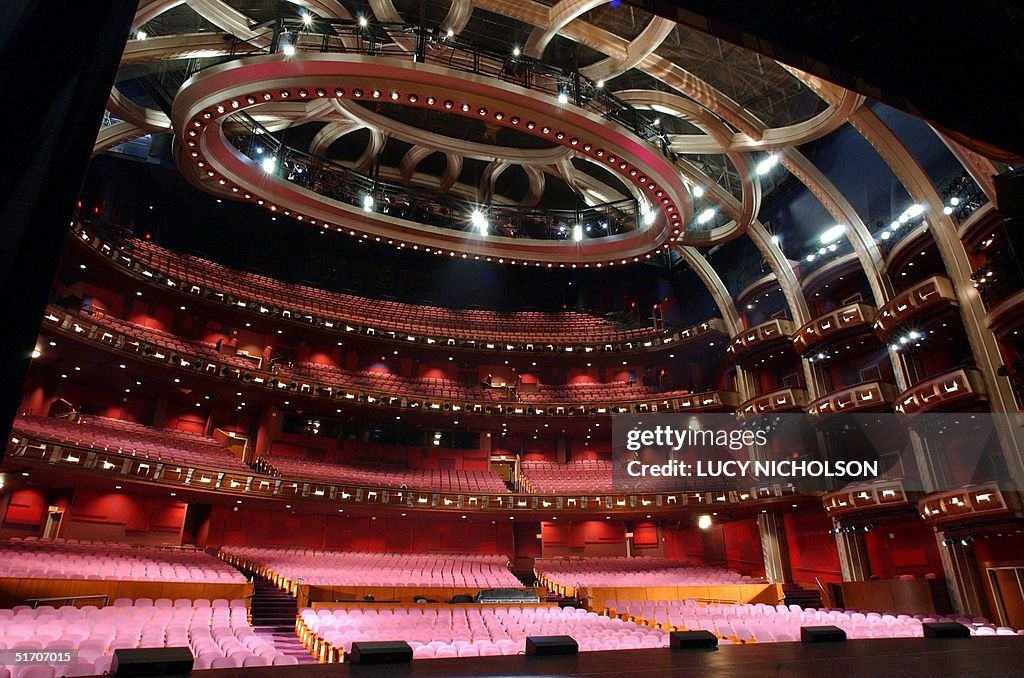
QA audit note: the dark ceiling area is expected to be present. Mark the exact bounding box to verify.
[636,0,1024,158]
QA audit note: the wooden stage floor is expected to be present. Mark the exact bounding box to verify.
[201,636,1023,677]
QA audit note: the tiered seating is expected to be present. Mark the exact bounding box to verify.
[0,598,297,675]
[219,548,521,588]
[74,310,689,405]
[0,539,246,583]
[522,383,690,403]
[534,557,762,588]
[605,600,1024,642]
[11,415,250,473]
[125,237,661,343]
[298,605,669,660]
[521,460,616,492]
[263,457,508,494]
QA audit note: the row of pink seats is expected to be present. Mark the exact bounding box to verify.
[300,605,669,658]
[262,456,508,493]
[12,416,250,474]
[121,236,662,342]
[220,547,521,588]
[0,539,245,584]
[535,557,761,587]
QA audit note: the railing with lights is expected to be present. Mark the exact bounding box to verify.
[793,303,877,355]
[71,222,725,354]
[918,485,1020,526]
[807,381,899,422]
[42,306,741,418]
[727,318,796,363]
[894,367,988,414]
[5,436,798,513]
[939,172,989,226]
[873,276,958,339]
[822,479,919,517]
[738,388,809,417]
[226,111,641,244]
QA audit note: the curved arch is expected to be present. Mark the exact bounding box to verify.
[185,0,269,46]
[441,152,462,192]
[579,16,674,83]
[524,0,609,59]
[443,0,474,35]
[399,145,436,183]
[94,122,149,155]
[309,119,364,157]
[522,165,546,206]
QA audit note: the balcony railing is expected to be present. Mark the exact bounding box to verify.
[918,484,1021,526]
[727,318,796,364]
[42,306,740,419]
[71,222,723,355]
[793,303,876,355]
[874,276,957,339]
[6,437,798,514]
[823,478,919,517]
[895,367,988,414]
[738,388,809,417]
[807,381,899,422]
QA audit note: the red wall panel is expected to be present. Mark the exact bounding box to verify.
[784,509,842,582]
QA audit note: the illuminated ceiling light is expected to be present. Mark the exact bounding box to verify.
[696,207,716,225]
[755,153,778,176]
[942,206,953,215]
[471,209,488,236]
[281,43,296,56]
[136,30,148,40]
[770,234,780,246]
[557,91,568,105]
[596,80,604,88]
[642,208,656,226]
[820,224,847,244]
[698,514,713,530]
[446,28,454,38]
[358,16,368,27]
[692,184,705,198]
[572,224,583,242]
[260,157,276,173]
[302,13,312,25]
[880,231,891,240]
[30,350,41,359]
[806,254,815,262]
[906,203,926,218]
[950,197,960,206]
[362,194,374,211]
[512,46,520,57]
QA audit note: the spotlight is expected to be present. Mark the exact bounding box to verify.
[358,16,368,27]
[806,254,815,262]
[596,80,604,88]
[771,234,780,246]
[471,209,488,235]
[261,157,276,173]
[136,30,148,40]
[30,350,41,359]
[362,194,374,211]
[558,91,568,105]
[512,46,520,57]
[950,197,960,206]
[698,514,713,530]
[572,224,583,242]
[696,207,716,225]
[755,153,778,176]
[943,206,953,215]
[282,43,296,56]
[820,224,847,244]
[446,28,454,38]
[301,13,312,25]
[642,209,656,226]
[880,231,891,240]
[692,185,705,198]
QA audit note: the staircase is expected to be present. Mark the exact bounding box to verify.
[783,582,824,609]
[249,576,318,665]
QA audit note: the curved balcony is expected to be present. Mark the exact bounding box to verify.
[823,479,920,518]
[5,437,798,516]
[985,287,1024,337]
[793,303,876,356]
[894,367,988,414]
[874,276,958,339]
[918,484,1023,527]
[727,318,796,364]
[738,388,809,417]
[42,306,739,418]
[72,223,721,355]
[807,381,899,422]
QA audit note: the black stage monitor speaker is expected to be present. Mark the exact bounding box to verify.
[526,635,579,656]
[350,641,413,664]
[670,630,719,650]
[800,625,847,643]
[923,621,971,638]
[112,647,194,677]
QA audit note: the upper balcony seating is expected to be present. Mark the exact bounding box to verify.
[0,538,246,583]
[12,415,251,473]
[0,597,299,674]
[534,557,762,588]
[263,457,509,494]
[299,605,669,659]
[519,460,723,493]
[602,599,1022,642]
[74,311,694,406]
[125,238,663,344]
[218,547,522,588]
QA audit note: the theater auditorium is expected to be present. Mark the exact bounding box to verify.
[1,1,1023,676]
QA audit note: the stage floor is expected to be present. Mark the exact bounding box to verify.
[201,637,1023,677]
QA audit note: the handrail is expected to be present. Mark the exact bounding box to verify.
[25,594,110,608]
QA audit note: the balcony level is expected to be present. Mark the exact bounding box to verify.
[874,276,958,339]
[823,478,921,518]
[807,381,899,422]
[895,367,988,414]
[727,318,796,365]
[738,387,809,417]
[919,484,1023,527]
[793,303,876,356]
